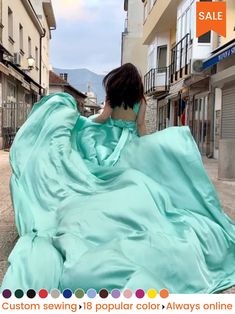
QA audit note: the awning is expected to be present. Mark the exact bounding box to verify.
[4,63,41,93]
[30,82,40,93]
[166,79,185,100]
[8,61,43,92]
[203,41,235,70]
[165,92,179,100]
[22,80,31,91]
[8,65,24,83]
[0,62,9,76]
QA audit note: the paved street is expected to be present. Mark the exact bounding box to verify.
[202,157,235,221]
[0,150,234,293]
[0,151,18,287]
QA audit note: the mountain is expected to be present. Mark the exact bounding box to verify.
[53,68,105,103]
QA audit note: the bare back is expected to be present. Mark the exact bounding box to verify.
[111,105,137,121]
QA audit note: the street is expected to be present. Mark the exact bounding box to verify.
[0,150,234,293]
[0,151,18,288]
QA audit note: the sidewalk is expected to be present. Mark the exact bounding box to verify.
[202,157,235,221]
[0,150,234,292]
[0,151,18,287]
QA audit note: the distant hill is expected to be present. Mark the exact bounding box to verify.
[53,68,105,103]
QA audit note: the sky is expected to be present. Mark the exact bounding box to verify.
[50,0,126,75]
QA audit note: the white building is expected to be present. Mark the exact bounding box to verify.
[0,0,56,149]
[121,0,147,77]
[143,0,217,155]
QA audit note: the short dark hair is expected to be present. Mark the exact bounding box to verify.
[103,63,145,110]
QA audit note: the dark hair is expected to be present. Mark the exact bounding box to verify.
[103,63,145,110]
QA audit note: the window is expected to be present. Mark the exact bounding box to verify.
[181,13,186,37]
[28,37,31,56]
[186,9,190,36]
[19,24,23,52]
[198,0,212,43]
[157,45,167,72]
[7,82,16,103]
[35,47,39,68]
[198,32,211,43]
[8,7,13,39]
[177,3,194,42]
[148,49,155,70]
[190,6,194,40]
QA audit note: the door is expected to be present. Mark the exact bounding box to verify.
[157,45,167,72]
[222,86,235,139]
[2,82,17,148]
[193,95,209,155]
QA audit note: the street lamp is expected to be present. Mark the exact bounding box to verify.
[27,56,35,70]
[22,56,35,72]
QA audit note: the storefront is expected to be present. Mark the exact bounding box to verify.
[204,39,235,179]
[191,93,209,155]
[183,76,212,156]
[0,61,40,149]
[157,98,168,130]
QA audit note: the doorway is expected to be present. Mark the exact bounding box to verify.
[192,95,209,155]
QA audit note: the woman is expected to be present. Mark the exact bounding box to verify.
[1,63,235,294]
[94,63,147,137]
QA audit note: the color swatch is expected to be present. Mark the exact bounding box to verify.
[63,289,73,298]
[39,289,48,299]
[99,289,109,298]
[135,289,145,299]
[2,289,11,299]
[160,289,169,298]
[1,287,170,299]
[75,289,85,299]
[86,288,97,298]
[111,289,121,298]
[123,289,132,298]
[147,289,157,299]
[27,289,36,299]
[51,289,60,298]
[15,289,24,299]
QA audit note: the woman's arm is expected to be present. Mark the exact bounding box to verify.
[94,100,112,123]
[137,99,147,137]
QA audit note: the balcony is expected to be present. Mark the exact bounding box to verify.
[144,67,169,95]
[143,0,178,44]
[170,33,192,84]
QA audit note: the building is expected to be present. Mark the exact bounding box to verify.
[140,0,235,179]
[84,87,101,117]
[0,0,56,149]
[202,1,235,179]
[142,0,177,133]
[30,0,56,96]
[49,71,87,114]
[142,0,220,153]
[50,75,101,118]
[121,0,148,76]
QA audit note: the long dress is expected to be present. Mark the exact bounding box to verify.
[1,92,235,294]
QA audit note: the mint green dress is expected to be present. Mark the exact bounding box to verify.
[1,92,235,293]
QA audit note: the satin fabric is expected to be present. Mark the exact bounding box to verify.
[1,92,235,293]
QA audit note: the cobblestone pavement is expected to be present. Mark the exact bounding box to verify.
[0,151,234,292]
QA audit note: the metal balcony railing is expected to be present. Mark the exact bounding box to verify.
[144,66,169,95]
[170,33,191,83]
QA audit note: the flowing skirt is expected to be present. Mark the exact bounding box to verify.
[1,92,235,293]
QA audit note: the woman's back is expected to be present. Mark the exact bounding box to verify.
[111,103,139,121]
